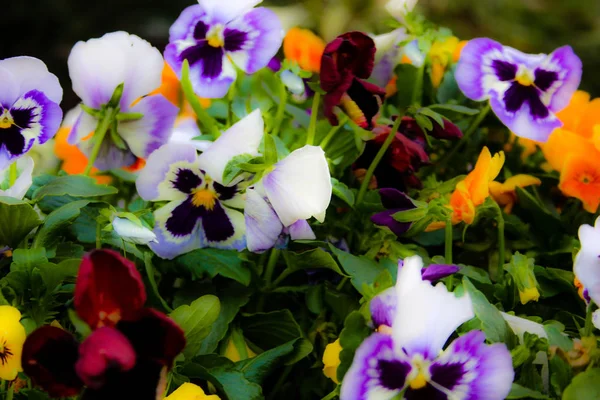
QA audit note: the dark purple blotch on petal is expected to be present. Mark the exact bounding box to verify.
[224,28,248,52]
[172,168,202,194]
[430,362,465,392]
[214,182,237,201]
[166,198,203,237]
[200,201,235,242]
[492,60,517,81]
[193,21,209,40]
[503,83,549,119]
[180,43,225,80]
[0,116,27,156]
[534,69,559,92]
[379,360,411,390]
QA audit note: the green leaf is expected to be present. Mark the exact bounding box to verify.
[563,368,600,400]
[329,245,384,295]
[392,206,428,223]
[543,323,573,351]
[337,311,371,382]
[240,310,313,364]
[32,175,117,201]
[331,178,355,207]
[222,154,261,185]
[263,133,278,165]
[507,383,550,399]
[38,259,80,292]
[456,265,492,284]
[550,355,572,398]
[235,339,297,385]
[32,200,92,251]
[418,107,445,127]
[12,248,48,272]
[176,248,252,286]
[283,248,345,276]
[170,295,221,359]
[463,277,514,344]
[429,104,479,115]
[0,197,42,248]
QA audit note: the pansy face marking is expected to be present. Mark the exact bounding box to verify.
[0,339,13,366]
[456,38,581,142]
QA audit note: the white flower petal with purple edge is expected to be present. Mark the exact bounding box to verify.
[198,0,263,23]
[287,219,315,240]
[169,117,212,151]
[263,145,332,227]
[455,38,582,142]
[68,31,163,110]
[245,187,283,253]
[113,217,158,245]
[136,143,198,201]
[118,94,178,160]
[593,310,600,331]
[68,109,97,144]
[197,109,264,184]
[0,57,63,105]
[370,286,397,329]
[0,156,34,200]
[392,255,474,359]
[574,217,600,307]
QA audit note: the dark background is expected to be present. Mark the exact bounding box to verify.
[5,0,600,109]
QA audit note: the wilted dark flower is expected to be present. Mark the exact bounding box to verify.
[370,189,417,237]
[320,32,386,130]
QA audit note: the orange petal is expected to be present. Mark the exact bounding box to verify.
[283,27,325,73]
[542,128,595,172]
[556,90,591,132]
[559,155,600,213]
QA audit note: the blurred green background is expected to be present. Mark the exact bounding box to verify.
[6,0,600,108]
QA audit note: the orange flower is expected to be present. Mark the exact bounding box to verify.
[555,90,600,138]
[543,128,595,173]
[489,174,541,213]
[283,27,326,73]
[559,154,600,213]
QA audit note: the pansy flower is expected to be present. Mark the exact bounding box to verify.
[371,188,418,237]
[489,174,541,213]
[166,383,221,400]
[137,110,265,259]
[165,0,283,99]
[574,217,600,329]
[68,31,178,170]
[244,145,331,252]
[321,32,386,130]
[322,339,342,384]
[342,255,513,400]
[22,250,186,399]
[0,56,63,170]
[0,306,26,381]
[456,38,582,142]
[386,0,418,23]
[283,27,326,73]
[429,36,466,88]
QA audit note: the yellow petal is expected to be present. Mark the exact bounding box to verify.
[488,150,506,182]
[165,383,221,400]
[501,174,542,191]
[464,147,492,205]
[519,287,540,305]
[322,339,342,384]
[542,128,594,172]
[0,306,26,380]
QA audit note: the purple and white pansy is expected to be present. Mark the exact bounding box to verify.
[0,57,63,170]
[165,0,284,98]
[574,217,600,330]
[244,145,332,252]
[68,31,178,170]
[456,38,582,142]
[136,109,265,259]
[341,255,514,400]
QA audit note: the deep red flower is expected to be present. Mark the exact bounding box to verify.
[75,249,146,329]
[320,31,386,130]
[354,117,463,190]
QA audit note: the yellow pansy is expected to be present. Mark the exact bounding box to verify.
[223,336,256,363]
[429,36,467,88]
[165,383,221,400]
[0,306,26,381]
[322,339,342,384]
[489,174,542,213]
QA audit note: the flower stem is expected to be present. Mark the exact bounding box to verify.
[144,253,173,313]
[306,91,321,145]
[271,79,288,137]
[356,114,404,205]
[493,200,505,282]
[445,219,453,264]
[181,60,220,139]
[263,248,281,287]
[411,63,425,107]
[6,383,13,400]
[320,115,348,150]
[83,111,113,176]
[8,162,17,187]
[584,303,594,337]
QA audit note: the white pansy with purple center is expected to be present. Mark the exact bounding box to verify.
[0,57,63,170]
[574,217,600,309]
[456,38,582,142]
[136,110,265,259]
[165,0,283,98]
[68,31,178,170]
[341,256,514,400]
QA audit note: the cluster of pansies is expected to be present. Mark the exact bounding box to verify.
[3,0,600,398]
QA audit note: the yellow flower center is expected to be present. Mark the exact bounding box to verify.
[408,355,431,390]
[515,67,535,87]
[0,110,14,129]
[192,188,217,210]
[207,24,225,48]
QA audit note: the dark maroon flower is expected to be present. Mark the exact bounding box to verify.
[75,249,146,329]
[22,326,83,398]
[320,31,386,130]
[371,189,417,237]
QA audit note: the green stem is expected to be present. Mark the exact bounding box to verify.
[83,111,113,176]
[584,303,594,337]
[230,326,249,360]
[271,79,288,137]
[8,162,17,187]
[411,63,425,107]
[438,103,491,169]
[320,115,348,150]
[144,253,173,313]
[493,200,505,283]
[95,222,102,250]
[336,277,349,291]
[272,268,293,288]
[445,219,453,264]
[6,383,13,400]
[356,114,404,205]
[263,248,281,287]
[268,365,293,400]
[306,91,321,145]
[181,60,220,138]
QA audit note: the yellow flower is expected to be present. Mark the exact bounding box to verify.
[223,336,256,362]
[165,383,221,400]
[0,306,26,381]
[489,174,542,213]
[559,154,600,213]
[429,37,465,88]
[519,287,540,305]
[542,128,596,173]
[322,339,342,384]
[283,27,326,73]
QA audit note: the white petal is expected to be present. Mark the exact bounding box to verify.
[68,109,98,144]
[385,0,418,22]
[574,217,600,306]
[373,29,408,62]
[593,309,600,331]
[288,219,315,240]
[198,0,262,23]
[169,117,212,152]
[0,56,63,104]
[68,31,163,109]
[281,70,305,95]
[197,109,264,184]
[0,156,34,200]
[262,145,331,227]
[113,217,158,245]
[501,312,549,365]
[392,255,474,358]
[245,187,283,253]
